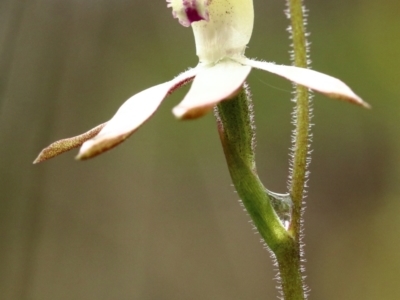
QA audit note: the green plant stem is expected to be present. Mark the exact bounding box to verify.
[216,87,305,299]
[216,88,286,249]
[286,0,310,243]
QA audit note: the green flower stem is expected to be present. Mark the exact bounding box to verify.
[287,0,311,241]
[216,88,286,248]
[216,87,305,299]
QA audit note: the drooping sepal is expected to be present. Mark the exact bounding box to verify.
[77,68,197,160]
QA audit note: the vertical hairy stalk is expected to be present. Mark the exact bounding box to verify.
[216,86,306,299]
[286,0,312,297]
[286,0,311,240]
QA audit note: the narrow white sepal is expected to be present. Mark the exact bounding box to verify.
[242,58,370,108]
[77,68,197,159]
[173,60,252,119]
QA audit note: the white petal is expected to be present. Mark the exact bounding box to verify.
[242,58,370,108]
[173,60,251,119]
[77,68,197,160]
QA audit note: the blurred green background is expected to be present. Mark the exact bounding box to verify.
[0,0,399,299]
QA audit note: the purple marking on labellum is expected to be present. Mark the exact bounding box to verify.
[185,7,206,23]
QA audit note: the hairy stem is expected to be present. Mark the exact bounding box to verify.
[286,0,310,246]
[216,87,305,299]
[216,88,287,250]
[284,0,312,297]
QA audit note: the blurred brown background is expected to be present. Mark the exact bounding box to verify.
[0,0,399,299]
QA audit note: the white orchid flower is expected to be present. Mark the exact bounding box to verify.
[34,0,369,163]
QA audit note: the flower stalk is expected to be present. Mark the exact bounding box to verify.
[216,87,305,299]
[216,87,287,249]
[286,0,311,243]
